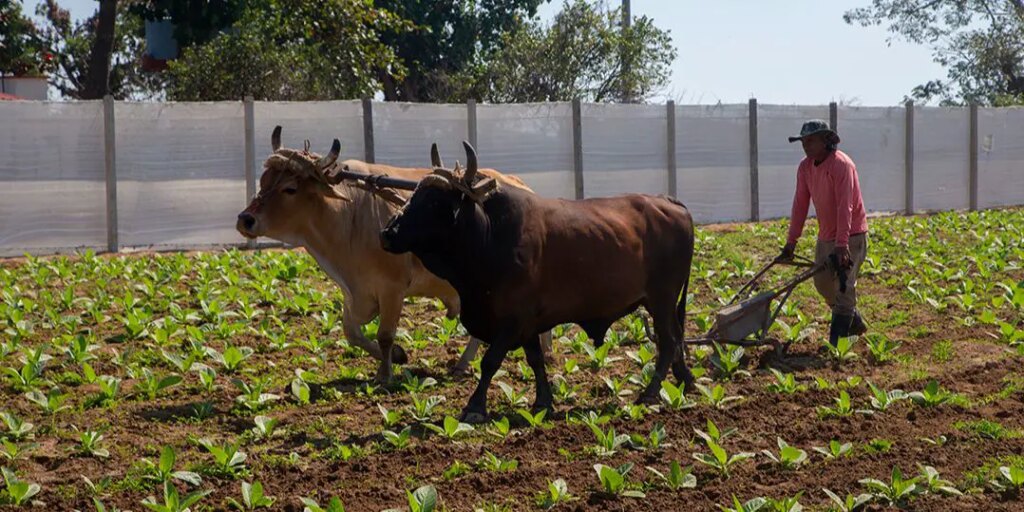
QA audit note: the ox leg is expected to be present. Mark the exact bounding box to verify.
[342,301,408,366]
[461,344,509,424]
[373,296,404,384]
[451,337,481,377]
[540,331,555,366]
[524,336,553,415]
[638,304,683,404]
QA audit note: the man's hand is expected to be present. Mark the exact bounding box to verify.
[834,245,852,269]
[776,243,796,262]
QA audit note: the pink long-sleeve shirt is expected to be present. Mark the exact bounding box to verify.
[786,149,868,248]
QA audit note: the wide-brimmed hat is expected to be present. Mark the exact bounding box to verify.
[788,119,840,144]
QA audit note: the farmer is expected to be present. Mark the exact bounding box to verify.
[777,120,869,346]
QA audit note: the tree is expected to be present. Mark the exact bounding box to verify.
[165,0,411,101]
[0,0,54,77]
[128,0,246,50]
[35,0,163,99]
[372,0,547,101]
[845,0,1024,106]
[472,0,676,103]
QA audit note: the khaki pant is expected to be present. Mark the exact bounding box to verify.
[813,233,868,316]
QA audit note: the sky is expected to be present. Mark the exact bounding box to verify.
[43,0,946,106]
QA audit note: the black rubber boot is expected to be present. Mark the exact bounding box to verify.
[848,311,868,336]
[829,313,853,347]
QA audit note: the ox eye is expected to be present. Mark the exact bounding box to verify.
[283,187,297,195]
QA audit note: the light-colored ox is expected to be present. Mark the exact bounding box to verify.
[236,127,550,382]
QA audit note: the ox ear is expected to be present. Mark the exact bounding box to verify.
[430,143,444,168]
[320,182,352,202]
[271,126,282,152]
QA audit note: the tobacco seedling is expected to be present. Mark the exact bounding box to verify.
[813,440,853,460]
[141,481,212,512]
[766,369,805,395]
[594,463,645,498]
[227,481,275,510]
[646,461,697,491]
[139,446,203,487]
[535,478,572,510]
[760,437,807,470]
[424,416,474,441]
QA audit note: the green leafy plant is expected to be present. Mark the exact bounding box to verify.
[989,464,1024,492]
[206,345,254,373]
[535,478,572,509]
[232,378,280,412]
[76,428,110,458]
[134,368,183,400]
[864,334,901,364]
[717,495,767,512]
[382,426,413,450]
[0,467,40,506]
[517,408,549,429]
[766,369,805,395]
[0,412,33,441]
[696,382,744,409]
[252,416,279,440]
[629,422,668,452]
[424,416,474,441]
[917,464,962,496]
[760,437,807,470]
[141,481,212,512]
[25,387,70,416]
[584,342,621,370]
[693,434,754,478]
[139,446,203,487]
[646,460,697,490]
[593,463,645,498]
[198,438,248,478]
[858,466,920,506]
[821,489,872,512]
[710,342,750,380]
[824,336,859,363]
[477,451,518,472]
[408,395,445,423]
[300,496,346,512]
[227,481,275,510]
[660,380,696,410]
[589,423,630,457]
[817,390,854,418]
[908,379,954,407]
[813,440,853,460]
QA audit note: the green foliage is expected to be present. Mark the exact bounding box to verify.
[593,463,645,498]
[475,0,676,103]
[166,0,410,101]
[844,0,1024,106]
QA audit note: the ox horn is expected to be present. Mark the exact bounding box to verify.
[271,126,282,152]
[315,138,342,170]
[430,143,444,169]
[462,141,478,185]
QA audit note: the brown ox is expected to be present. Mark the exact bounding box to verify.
[236,127,549,382]
[381,142,696,422]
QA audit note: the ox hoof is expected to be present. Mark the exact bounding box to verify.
[635,392,661,406]
[448,365,472,378]
[460,410,489,424]
[390,344,409,365]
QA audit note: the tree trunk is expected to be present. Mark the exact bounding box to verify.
[80,0,118,99]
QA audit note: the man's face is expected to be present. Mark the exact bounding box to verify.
[800,132,828,160]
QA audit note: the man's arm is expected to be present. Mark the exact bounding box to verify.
[832,159,856,248]
[786,165,811,247]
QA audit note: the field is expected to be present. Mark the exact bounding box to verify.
[1,209,1023,511]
